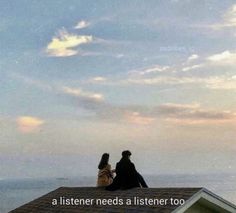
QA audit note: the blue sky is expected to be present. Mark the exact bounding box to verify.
[1,0,236,178]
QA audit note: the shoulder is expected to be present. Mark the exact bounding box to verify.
[130,162,136,168]
[116,162,120,169]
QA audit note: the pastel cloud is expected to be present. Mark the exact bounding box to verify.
[207,50,236,65]
[91,76,107,82]
[74,20,90,29]
[205,76,236,90]
[182,64,203,72]
[12,74,236,126]
[125,112,155,125]
[224,4,236,27]
[124,74,236,91]
[188,54,199,61]
[210,4,236,30]
[121,49,236,90]
[46,29,92,57]
[17,116,44,133]
[61,85,236,125]
[62,86,104,101]
[124,76,204,85]
[151,103,236,125]
[104,102,236,125]
[14,72,236,125]
[130,65,170,76]
[139,65,170,75]
[183,50,236,73]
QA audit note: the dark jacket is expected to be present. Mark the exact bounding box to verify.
[106,158,147,191]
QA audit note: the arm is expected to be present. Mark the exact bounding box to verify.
[107,164,113,178]
[130,162,138,174]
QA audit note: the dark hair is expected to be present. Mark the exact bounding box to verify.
[122,150,132,158]
[98,153,109,169]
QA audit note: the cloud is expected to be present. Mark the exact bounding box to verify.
[10,72,236,126]
[62,86,104,101]
[188,54,199,61]
[122,72,236,91]
[152,103,236,124]
[12,72,236,125]
[74,20,90,29]
[61,87,131,122]
[205,75,236,90]
[139,65,170,75]
[125,112,155,125]
[46,29,92,57]
[128,54,202,77]
[60,86,154,125]
[107,100,235,125]
[124,76,205,85]
[156,103,200,114]
[60,87,147,125]
[182,64,203,72]
[116,54,124,58]
[17,116,44,133]
[223,4,236,27]
[119,48,236,89]
[91,76,107,82]
[207,4,236,30]
[207,50,236,65]
[60,85,236,125]
[130,65,170,76]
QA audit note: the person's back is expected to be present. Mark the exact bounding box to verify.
[97,153,114,187]
[115,157,140,189]
[97,164,113,187]
[106,150,148,191]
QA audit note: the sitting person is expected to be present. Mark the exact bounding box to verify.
[106,150,148,191]
[97,153,114,187]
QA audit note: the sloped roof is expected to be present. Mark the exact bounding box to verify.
[10,187,202,213]
[173,188,236,213]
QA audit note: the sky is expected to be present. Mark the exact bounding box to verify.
[0,0,236,179]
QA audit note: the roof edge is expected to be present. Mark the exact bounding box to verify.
[172,188,236,213]
[201,188,236,209]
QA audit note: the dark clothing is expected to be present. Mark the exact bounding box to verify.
[106,158,148,191]
[137,172,148,188]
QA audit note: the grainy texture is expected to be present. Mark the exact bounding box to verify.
[10,187,202,213]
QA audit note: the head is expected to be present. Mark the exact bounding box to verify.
[98,153,109,169]
[122,150,132,159]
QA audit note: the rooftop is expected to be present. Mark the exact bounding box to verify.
[10,187,236,213]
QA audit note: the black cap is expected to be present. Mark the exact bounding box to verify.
[122,150,132,157]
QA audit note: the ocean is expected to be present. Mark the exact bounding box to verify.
[1,174,236,213]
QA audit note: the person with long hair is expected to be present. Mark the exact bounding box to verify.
[97,153,114,187]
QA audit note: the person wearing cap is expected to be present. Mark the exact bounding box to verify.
[106,150,148,191]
